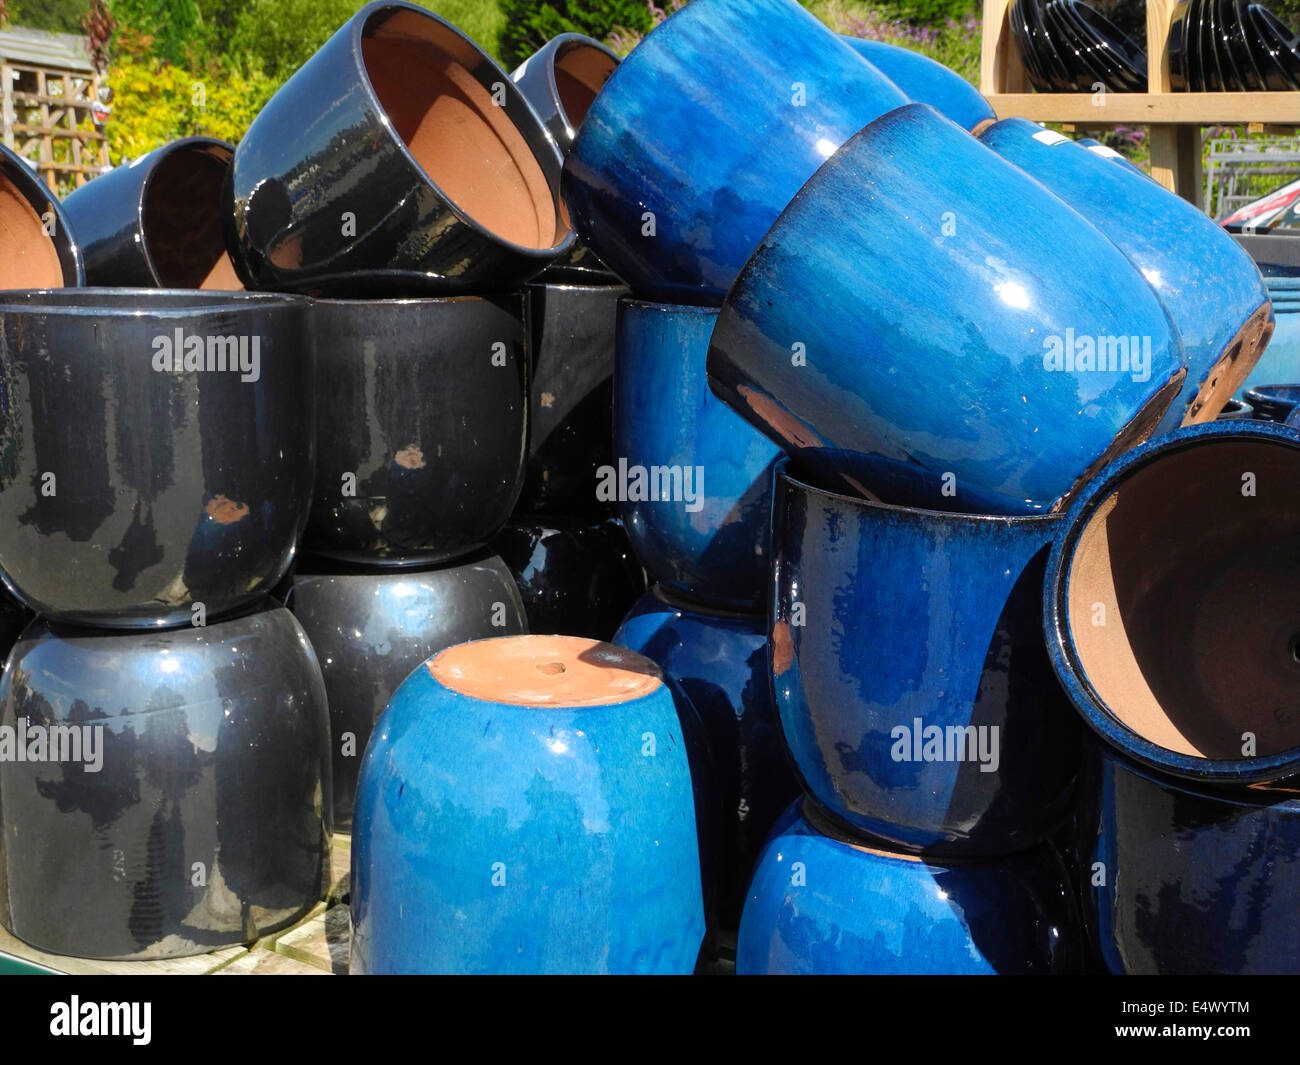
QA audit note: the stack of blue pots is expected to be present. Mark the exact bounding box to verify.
[1238,263,1300,421]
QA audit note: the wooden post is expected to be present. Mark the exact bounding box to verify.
[0,63,12,151]
[981,0,1029,95]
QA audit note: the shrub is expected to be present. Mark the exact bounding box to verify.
[498,0,653,67]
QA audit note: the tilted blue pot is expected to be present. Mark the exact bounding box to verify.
[0,143,82,288]
[614,586,799,927]
[1045,421,1300,785]
[1239,265,1299,394]
[736,799,1084,974]
[1074,137,1150,177]
[979,118,1273,433]
[1244,383,1300,422]
[614,300,783,609]
[708,103,1187,515]
[839,36,995,131]
[561,0,907,304]
[771,462,1080,855]
[350,635,707,974]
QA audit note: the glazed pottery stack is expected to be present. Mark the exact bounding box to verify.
[1238,263,1300,396]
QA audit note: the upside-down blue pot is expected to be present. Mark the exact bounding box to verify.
[1080,742,1300,974]
[562,0,907,304]
[1045,421,1300,785]
[1216,397,1254,420]
[0,605,331,960]
[0,144,82,288]
[615,300,783,609]
[286,554,528,828]
[771,462,1080,854]
[1244,383,1300,422]
[736,799,1084,974]
[708,103,1187,515]
[1239,265,1299,394]
[350,634,707,974]
[979,118,1273,433]
[614,586,799,927]
[839,36,995,131]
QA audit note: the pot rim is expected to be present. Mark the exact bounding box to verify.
[308,292,520,307]
[0,142,85,286]
[1044,419,1300,784]
[0,287,305,315]
[618,296,720,316]
[526,32,621,139]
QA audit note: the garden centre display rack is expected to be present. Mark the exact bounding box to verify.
[980,0,1300,200]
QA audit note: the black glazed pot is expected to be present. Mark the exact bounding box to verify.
[0,290,312,629]
[491,517,646,640]
[303,294,528,566]
[225,1,575,295]
[0,143,82,288]
[517,282,624,516]
[0,586,27,668]
[0,605,331,960]
[511,33,620,153]
[61,138,243,289]
[286,553,528,828]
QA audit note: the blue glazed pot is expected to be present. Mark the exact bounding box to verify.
[979,118,1273,433]
[613,586,799,927]
[614,299,783,609]
[561,0,907,304]
[1045,421,1300,785]
[1080,742,1300,974]
[736,799,1084,974]
[350,634,707,973]
[771,462,1080,855]
[0,144,82,288]
[1073,137,1150,177]
[708,103,1187,516]
[839,36,995,131]
[1244,383,1300,422]
[1216,397,1254,420]
[1239,266,1298,395]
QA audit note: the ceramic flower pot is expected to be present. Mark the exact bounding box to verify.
[772,462,1080,854]
[350,634,707,973]
[303,293,528,566]
[709,104,1186,516]
[226,0,574,295]
[0,587,26,668]
[61,137,243,290]
[615,299,783,609]
[839,36,996,132]
[1045,421,1300,785]
[979,118,1272,433]
[285,554,528,828]
[511,32,619,154]
[561,0,907,304]
[1216,397,1255,420]
[613,586,799,928]
[1074,137,1150,177]
[516,282,623,517]
[1078,741,1300,974]
[1244,383,1300,422]
[490,517,646,640]
[0,144,82,288]
[1239,266,1298,394]
[736,799,1084,974]
[0,290,312,629]
[0,605,331,960]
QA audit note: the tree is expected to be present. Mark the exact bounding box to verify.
[498,0,652,68]
[8,0,89,33]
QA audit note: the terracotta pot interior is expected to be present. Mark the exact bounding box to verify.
[552,41,617,130]
[0,173,64,289]
[143,145,243,290]
[1181,301,1274,424]
[362,9,560,250]
[1067,438,1300,760]
[428,634,662,706]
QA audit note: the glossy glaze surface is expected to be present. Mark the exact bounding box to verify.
[226,1,573,294]
[511,33,619,153]
[1240,269,1298,393]
[0,144,82,288]
[1244,382,1300,421]
[615,300,782,608]
[304,294,527,565]
[736,799,1084,974]
[981,117,1271,432]
[708,103,1186,515]
[0,290,312,628]
[350,636,706,973]
[562,0,907,304]
[0,606,331,960]
[614,586,799,927]
[840,36,996,131]
[286,555,527,827]
[772,464,1079,853]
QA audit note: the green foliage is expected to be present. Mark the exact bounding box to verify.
[110,0,201,64]
[498,0,652,68]
[7,0,89,33]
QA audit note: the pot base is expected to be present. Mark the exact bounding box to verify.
[1182,300,1275,424]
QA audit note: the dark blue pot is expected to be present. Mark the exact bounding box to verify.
[0,605,331,960]
[1082,742,1300,974]
[1216,397,1254,420]
[226,1,574,295]
[736,799,1084,974]
[614,299,783,609]
[350,635,707,973]
[839,36,995,131]
[1244,383,1300,422]
[1240,267,1298,394]
[708,103,1187,515]
[613,586,799,927]
[561,0,907,304]
[0,144,82,288]
[61,137,242,289]
[1045,421,1300,785]
[772,462,1080,854]
[979,118,1273,433]
[286,554,528,828]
